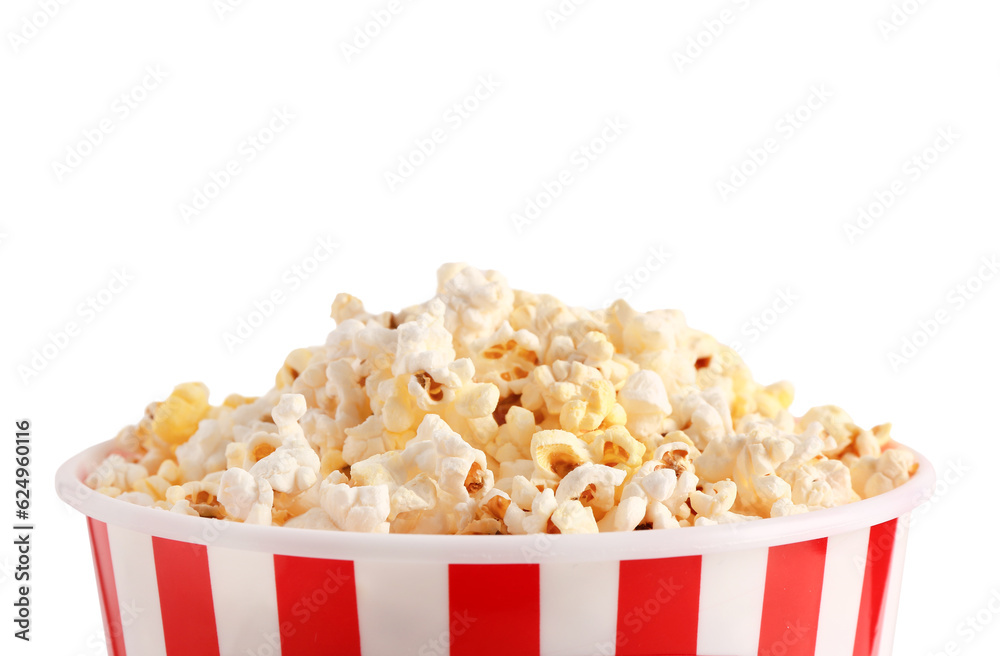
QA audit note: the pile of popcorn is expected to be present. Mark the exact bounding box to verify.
[86,264,918,534]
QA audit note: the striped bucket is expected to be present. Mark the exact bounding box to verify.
[57,440,935,656]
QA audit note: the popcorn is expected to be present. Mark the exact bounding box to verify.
[86,454,148,492]
[131,475,172,501]
[320,478,391,533]
[604,463,696,531]
[530,430,592,481]
[550,499,599,534]
[248,395,321,496]
[471,321,541,397]
[225,431,282,471]
[653,441,699,476]
[392,301,456,377]
[88,263,918,533]
[284,507,338,531]
[559,377,617,434]
[165,480,223,518]
[770,497,809,518]
[403,415,493,501]
[849,447,917,499]
[510,474,541,510]
[521,360,606,423]
[590,426,646,470]
[694,433,745,483]
[427,265,515,351]
[275,348,314,389]
[797,405,861,457]
[670,389,732,451]
[176,416,234,482]
[490,405,536,464]
[786,460,855,508]
[481,488,512,519]
[690,480,737,519]
[618,369,672,441]
[554,463,626,519]
[152,382,211,445]
[406,358,500,447]
[458,517,504,535]
[317,360,371,445]
[521,488,560,534]
[218,468,273,525]
[290,357,335,413]
[169,500,200,517]
[117,491,155,507]
[731,429,795,517]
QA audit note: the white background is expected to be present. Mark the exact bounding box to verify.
[2,1,999,654]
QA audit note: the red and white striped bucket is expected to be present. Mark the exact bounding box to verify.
[57,440,935,656]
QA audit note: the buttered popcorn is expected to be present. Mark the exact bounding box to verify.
[86,264,918,534]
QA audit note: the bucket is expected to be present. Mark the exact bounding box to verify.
[56,438,935,656]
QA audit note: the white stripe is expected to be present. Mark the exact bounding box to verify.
[106,524,168,656]
[207,546,281,655]
[696,547,769,656]
[814,527,871,656]
[877,517,910,656]
[354,560,449,656]
[539,560,618,656]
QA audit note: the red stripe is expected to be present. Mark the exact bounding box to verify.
[151,537,221,656]
[758,538,828,656]
[616,555,702,655]
[449,564,540,656]
[853,519,899,656]
[86,519,128,656]
[273,555,361,655]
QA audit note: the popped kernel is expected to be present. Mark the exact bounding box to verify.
[530,430,592,481]
[590,425,645,470]
[276,348,314,389]
[554,463,626,518]
[152,382,211,446]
